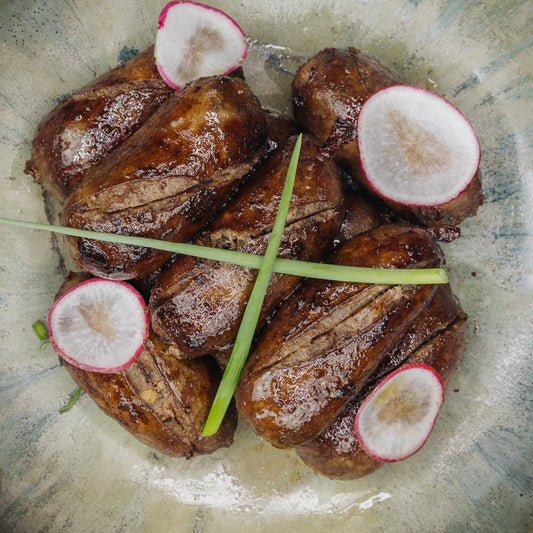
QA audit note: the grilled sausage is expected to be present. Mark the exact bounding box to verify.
[207,190,388,371]
[62,333,237,457]
[128,110,299,301]
[149,134,345,359]
[25,47,173,202]
[62,75,268,280]
[236,223,443,448]
[56,273,236,457]
[295,283,467,479]
[292,48,484,240]
[338,190,391,244]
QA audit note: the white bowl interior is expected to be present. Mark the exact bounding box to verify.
[0,1,531,531]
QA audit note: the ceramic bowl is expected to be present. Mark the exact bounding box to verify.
[1,1,531,531]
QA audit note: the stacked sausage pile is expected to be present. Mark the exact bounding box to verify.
[25,46,482,478]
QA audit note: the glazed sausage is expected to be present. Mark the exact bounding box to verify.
[207,190,389,371]
[62,75,268,280]
[25,47,172,202]
[62,333,237,457]
[292,48,483,240]
[56,273,236,457]
[236,223,444,448]
[149,134,345,359]
[338,190,391,244]
[295,283,467,479]
[127,110,299,302]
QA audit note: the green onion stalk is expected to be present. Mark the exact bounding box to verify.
[59,387,83,414]
[203,135,302,435]
[32,319,48,341]
[31,319,82,413]
[0,226,447,286]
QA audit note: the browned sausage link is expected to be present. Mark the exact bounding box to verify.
[149,134,345,358]
[25,47,173,202]
[63,355,190,457]
[236,223,443,448]
[127,110,299,301]
[62,76,268,280]
[207,190,390,371]
[292,47,398,176]
[338,190,392,244]
[56,273,237,457]
[295,284,467,479]
[126,333,238,456]
[62,336,237,458]
[292,47,483,239]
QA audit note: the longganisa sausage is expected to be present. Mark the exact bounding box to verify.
[236,223,444,449]
[62,75,269,280]
[291,47,484,241]
[56,272,237,458]
[25,47,173,202]
[149,133,345,361]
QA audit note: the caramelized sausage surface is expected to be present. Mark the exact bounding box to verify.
[236,223,443,448]
[149,134,345,358]
[63,332,237,457]
[292,48,483,240]
[56,273,236,457]
[62,75,268,279]
[25,47,172,202]
[296,283,467,479]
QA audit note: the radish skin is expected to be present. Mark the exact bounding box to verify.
[155,1,248,90]
[48,278,149,373]
[357,85,481,208]
[355,363,445,462]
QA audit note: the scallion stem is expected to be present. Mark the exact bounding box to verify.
[59,387,83,414]
[274,259,448,284]
[32,319,48,341]
[202,134,303,436]
[0,220,448,285]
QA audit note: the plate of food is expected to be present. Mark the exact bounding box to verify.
[0,0,531,531]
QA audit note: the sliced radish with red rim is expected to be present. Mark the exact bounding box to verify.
[48,278,149,373]
[155,1,248,90]
[357,85,481,207]
[355,363,445,462]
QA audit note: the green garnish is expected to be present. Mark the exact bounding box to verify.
[202,134,303,436]
[32,317,82,412]
[59,387,83,414]
[32,319,51,350]
[0,221,448,285]
[32,319,48,341]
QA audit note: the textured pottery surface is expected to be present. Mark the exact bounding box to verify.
[0,1,531,531]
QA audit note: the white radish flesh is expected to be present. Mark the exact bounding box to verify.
[357,85,480,207]
[155,1,248,90]
[48,278,149,373]
[355,363,445,462]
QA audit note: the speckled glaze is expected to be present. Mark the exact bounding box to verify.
[0,1,531,532]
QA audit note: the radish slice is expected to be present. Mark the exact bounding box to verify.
[48,278,149,373]
[154,1,248,90]
[355,363,445,462]
[357,85,481,207]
